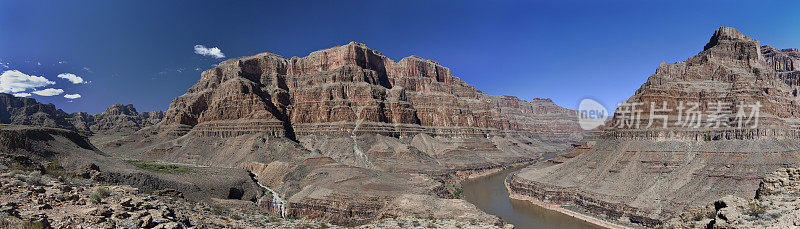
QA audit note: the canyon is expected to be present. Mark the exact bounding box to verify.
[99,42,584,225]
[508,27,800,227]
[0,41,584,227]
[4,25,797,229]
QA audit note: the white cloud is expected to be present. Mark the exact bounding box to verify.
[194,45,225,58]
[57,73,85,84]
[0,70,55,93]
[12,92,31,97]
[64,93,81,99]
[31,88,64,96]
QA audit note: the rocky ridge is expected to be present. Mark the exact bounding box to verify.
[0,93,164,137]
[508,26,800,227]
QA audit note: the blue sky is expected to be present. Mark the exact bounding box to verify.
[1,0,798,114]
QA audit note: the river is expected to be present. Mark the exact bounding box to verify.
[461,166,602,229]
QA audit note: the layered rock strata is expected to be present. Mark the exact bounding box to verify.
[158,42,581,144]
[103,42,582,224]
[508,27,800,227]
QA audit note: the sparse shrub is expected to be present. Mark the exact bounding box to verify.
[453,187,462,199]
[13,173,26,182]
[25,171,43,186]
[692,210,714,221]
[412,220,420,227]
[210,204,228,214]
[8,179,22,187]
[426,222,436,228]
[746,201,767,217]
[691,212,704,221]
[9,170,25,177]
[90,192,103,204]
[706,210,716,219]
[43,163,75,180]
[90,187,111,204]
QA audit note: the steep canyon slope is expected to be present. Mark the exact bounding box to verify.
[508,27,800,227]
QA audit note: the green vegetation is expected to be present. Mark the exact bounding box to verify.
[90,187,111,204]
[126,160,192,173]
[453,187,463,199]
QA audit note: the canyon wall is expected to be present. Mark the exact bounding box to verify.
[103,42,582,224]
[508,27,800,227]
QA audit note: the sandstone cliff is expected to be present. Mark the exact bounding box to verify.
[508,27,800,227]
[103,42,582,224]
[158,42,580,144]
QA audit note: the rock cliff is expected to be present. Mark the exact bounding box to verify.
[103,42,582,224]
[508,27,800,227]
[159,42,580,144]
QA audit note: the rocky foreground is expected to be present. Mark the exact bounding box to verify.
[0,169,508,228]
[667,168,800,228]
[508,26,800,227]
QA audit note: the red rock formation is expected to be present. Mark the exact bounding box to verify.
[161,42,581,143]
[509,27,800,227]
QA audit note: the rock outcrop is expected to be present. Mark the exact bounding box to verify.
[666,167,800,228]
[508,26,800,227]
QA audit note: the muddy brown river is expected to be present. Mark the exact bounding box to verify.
[461,166,602,229]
